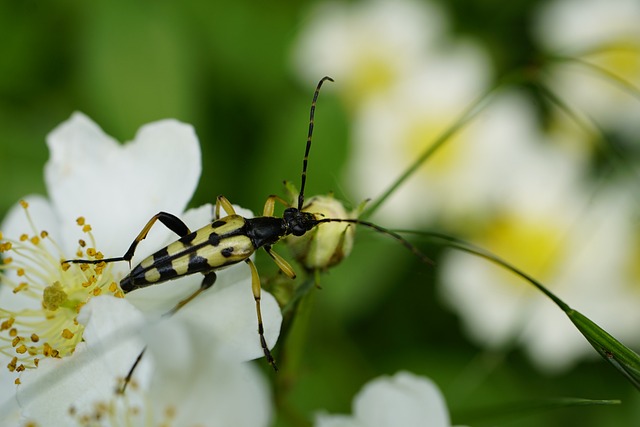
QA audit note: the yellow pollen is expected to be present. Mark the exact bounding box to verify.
[1,318,15,330]
[16,344,28,354]
[79,263,89,272]
[114,290,125,298]
[75,302,86,313]
[61,262,70,271]
[40,230,48,238]
[7,357,17,372]
[3,257,13,264]
[34,358,39,367]
[92,287,102,296]
[28,347,38,355]
[30,236,40,245]
[43,342,52,357]
[13,282,28,293]
[82,224,92,233]
[9,328,18,337]
[19,200,29,209]
[61,329,75,339]
[76,217,85,226]
[108,282,118,292]
[16,364,25,372]
[31,333,40,342]
[79,239,86,247]
[0,241,11,251]
[86,248,97,257]
[16,268,25,276]
[11,337,21,347]
[14,378,21,385]
[42,282,69,311]
[165,405,177,420]
[20,234,28,242]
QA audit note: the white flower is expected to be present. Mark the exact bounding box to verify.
[0,112,282,419]
[8,296,273,427]
[12,296,147,425]
[291,0,449,108]
[533,0,640,138]
[348,89,553,228]
[439,163,640,371]
[315,371,453,427]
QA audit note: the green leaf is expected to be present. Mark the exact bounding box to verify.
[417,231,640,392]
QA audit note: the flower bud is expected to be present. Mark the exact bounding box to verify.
[287,194,357,271]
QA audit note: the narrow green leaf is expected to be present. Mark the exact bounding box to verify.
[414,231,640,391]
[456,397,620,425]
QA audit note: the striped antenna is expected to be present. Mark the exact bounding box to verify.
[298,76,334,210]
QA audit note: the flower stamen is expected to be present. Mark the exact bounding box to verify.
[0,201,124,380]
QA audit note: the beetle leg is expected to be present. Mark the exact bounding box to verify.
[262,195,290,217]
[64,212,191,266]
[264,245,296,279]
[215,195,237,219]
[245,258,278,371]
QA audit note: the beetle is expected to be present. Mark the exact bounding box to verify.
[64,76,429,376]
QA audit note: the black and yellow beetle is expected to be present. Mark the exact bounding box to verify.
[65,76,428,375]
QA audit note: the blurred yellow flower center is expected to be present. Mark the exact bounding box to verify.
[481,213,566,287]
[348,53,397,106]
[404,119,464,175]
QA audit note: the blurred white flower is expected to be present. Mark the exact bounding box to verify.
[315,371,454,427]
[533,0,640,139]
[347,89,557,228]
[439,160,640,371]
[291,0,449,108]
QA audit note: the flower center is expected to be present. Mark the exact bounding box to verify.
[0,200,124,383]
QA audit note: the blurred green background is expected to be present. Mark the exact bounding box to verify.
[1,0,639,426]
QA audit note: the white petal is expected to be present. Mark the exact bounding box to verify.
[174,266,283,362]
[16,296,146,424]
[315,413,362,427]
[354,372,450,427]
[144,317,273,427]
[44,112,202,256]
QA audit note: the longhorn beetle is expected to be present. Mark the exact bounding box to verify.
[64,76,430,378]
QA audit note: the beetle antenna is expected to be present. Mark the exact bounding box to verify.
[315,218,433,265]
[298,76,334,211]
